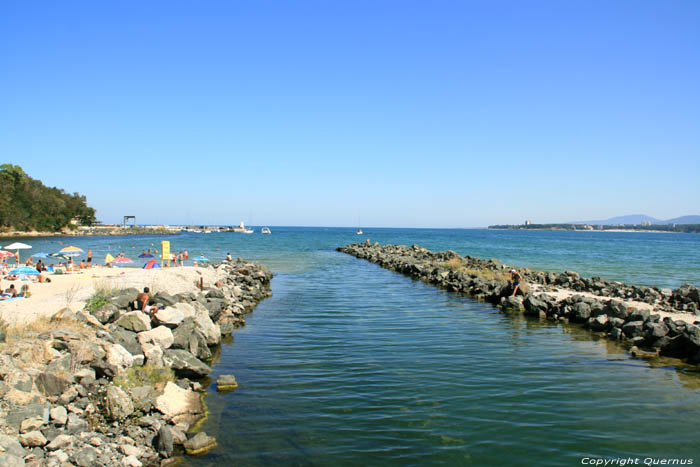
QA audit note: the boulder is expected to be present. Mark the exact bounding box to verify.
[129,385,156,413]
[0,434,27,458]
[50,406,68,426]
[193,304,221,345]
[216,374,238,391]
[35,372,71,397]
[152,292,177,307]
[622,321,645,339]
[523,294,547,317]
[18,431,46,448]
[162,350,211,378]
[110,289,139,310]
[154,382,204,422]
[0,454,24,466]
[645,321,669,339]
[629,309,651,322]
[105,386,134,420]
[105,343,135,370]
[572,303,591,322]
[142,342,164,367]
[156,425,174,458]
[153,307,185,328]
[588,314,609,332]
[20,416,45,433]
[137,326,174,350]
[117,311,152,332]
[45,434,73,451]
[501,296,523,310]
[111,328,142,356]
[183,432,217,455]
[91,303,120,325]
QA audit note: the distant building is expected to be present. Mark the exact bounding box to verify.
[524,219,532,225]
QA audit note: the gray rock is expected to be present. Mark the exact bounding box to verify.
[142,342,164,367]
[610,327,623,340]
[137,326,174,350]
[110,291,138,310]
[111,328,142,356]
[153,292,177,307]
[91,303,120,325]
[629,309,651,322]
[66,413,88,433]
[105,343,134,369]
[606,300,631,319]
[572,302,591,322]
[105,386,135,420]
[205,288,225,299]
[129,386,156,413]
[588,314,609,332]
[622,321,646,339]
[50,407,67,426]
[45,434,72,451]
[35,373,71,397]
[156,425,174,458]
[5,404,49,431]
[19,417,45,434]
[59,386,78,405]
[153,307,185,328]
[216,374,238,391]
[183,431,217,455]
[162,350,211,378]
[0,434,28,458]
[72,447,98,467]
[19,431,46,447]
[502,296,523,310]
[117,311,152,332]
[645,321,669,339]
[0,454,24,467]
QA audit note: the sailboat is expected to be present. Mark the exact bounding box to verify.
[356,217,363,235]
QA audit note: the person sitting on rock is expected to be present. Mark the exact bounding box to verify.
[510,269,522,297]
[135,287,158,317]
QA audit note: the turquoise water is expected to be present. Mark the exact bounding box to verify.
[6,228,700,465]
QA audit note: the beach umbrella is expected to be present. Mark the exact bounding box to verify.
[4,242,31,263]
[143,259,160,269]
[58,245,84,257]
[194,255,209,262]
[8,266,40,275]
[0,251,14,259]
[111,256,134,267]
[138,253,154,258]
[49,253,71,261]
[104,253,115,264]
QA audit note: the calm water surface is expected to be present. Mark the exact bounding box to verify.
[7,228,700,465]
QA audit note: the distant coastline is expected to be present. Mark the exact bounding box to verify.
[488,223,700,234]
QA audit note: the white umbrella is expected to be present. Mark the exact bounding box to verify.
[4,242,32,263]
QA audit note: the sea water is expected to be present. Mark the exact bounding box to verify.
[8,228,700,465]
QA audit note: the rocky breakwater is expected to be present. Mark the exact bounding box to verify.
[337,242,700,366]
[0,258,272,466]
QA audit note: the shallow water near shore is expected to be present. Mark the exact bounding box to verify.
[7,228,700,464]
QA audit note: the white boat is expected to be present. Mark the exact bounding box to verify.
[244,228,254,234]
[261,227,271,235]
[356,229,363,235]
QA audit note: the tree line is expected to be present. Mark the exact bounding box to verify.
[0,164,96,232]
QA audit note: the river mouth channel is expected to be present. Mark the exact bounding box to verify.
[187,250,700,466]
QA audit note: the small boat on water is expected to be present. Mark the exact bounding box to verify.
[261,227,271,235]
[244,228,254,234]
[356,229,363,235]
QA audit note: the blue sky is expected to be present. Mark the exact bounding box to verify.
[2,1,699,227]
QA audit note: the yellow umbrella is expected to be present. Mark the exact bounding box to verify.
[105,253,115,264]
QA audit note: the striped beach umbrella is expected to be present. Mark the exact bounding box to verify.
[58,245,85,257]
[0,251,14,259]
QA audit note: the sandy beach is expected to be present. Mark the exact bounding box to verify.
[0,266,217,325]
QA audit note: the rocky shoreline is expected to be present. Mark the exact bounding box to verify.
[338,243,700,366]
[0,258,272,466]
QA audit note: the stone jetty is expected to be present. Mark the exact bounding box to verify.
[0,258,272,466]
[338,242,700,365]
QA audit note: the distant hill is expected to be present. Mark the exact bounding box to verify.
[571,214,700,225]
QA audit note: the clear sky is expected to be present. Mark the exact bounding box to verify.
[2,1,699,227]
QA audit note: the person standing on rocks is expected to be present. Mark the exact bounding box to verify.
[510,269,521,297]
